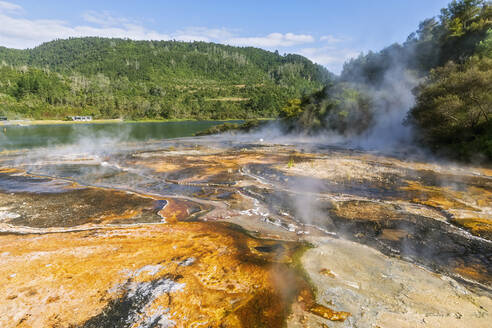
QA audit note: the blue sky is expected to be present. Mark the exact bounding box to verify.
[0,0,451,73]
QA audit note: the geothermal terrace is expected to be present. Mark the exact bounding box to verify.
[0,136,491,327]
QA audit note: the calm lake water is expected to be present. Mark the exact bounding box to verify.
[0,121,239,150]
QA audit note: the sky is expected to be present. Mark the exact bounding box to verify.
[0,0,451,74]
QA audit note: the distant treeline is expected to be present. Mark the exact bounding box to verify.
[0,38,332,120]
[282,0,491,161]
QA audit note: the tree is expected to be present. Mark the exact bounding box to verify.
[477,28,492,56]
[438,0,491,64]
[407,56,492,160]
[280,98,302,118]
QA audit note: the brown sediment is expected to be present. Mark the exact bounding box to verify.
[332,200,402,222]
[348,152,492,181]
[135,160,182,172]
[158,197,210,223]
[0,188,165,228]
[380,228,409,241]
[0,149,24,156]
[453,262,490,282]
[319,268,336,278]
[126,146,492,292]
[478,168,492,177]
[468,186,492,207]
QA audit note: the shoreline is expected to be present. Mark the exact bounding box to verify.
[0,118,124,126]
[0,117,272,127]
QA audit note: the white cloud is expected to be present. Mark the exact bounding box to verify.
[173,27,234,42]
[226,33,315,48]
[82,10,132,27]
[0,1,22,13]
[0,3,171,48]
[320,35,344,43]
[299,47,360,74]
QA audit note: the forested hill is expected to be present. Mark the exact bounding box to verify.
[0,37,332,120]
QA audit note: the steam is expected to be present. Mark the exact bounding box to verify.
[236,42,423,155]
[3,124,135,179]
[351,64,419,150]
[323,43,422,152]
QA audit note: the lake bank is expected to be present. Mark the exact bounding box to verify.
[0,117,273,127]
[0,118,124,126]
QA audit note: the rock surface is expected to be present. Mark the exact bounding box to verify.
[0,137,491,327]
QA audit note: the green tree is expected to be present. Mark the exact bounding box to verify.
[280,98,302,118]
[477,28,492,56]
[407,56,492,160]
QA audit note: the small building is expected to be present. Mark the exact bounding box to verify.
[68,116,93,121]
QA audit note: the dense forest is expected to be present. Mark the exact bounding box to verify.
[0,38,331,120]
[282,0,491,161]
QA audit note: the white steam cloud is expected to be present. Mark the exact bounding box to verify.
[352,65,419,150]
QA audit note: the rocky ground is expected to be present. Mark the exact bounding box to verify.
[0,136,491,327]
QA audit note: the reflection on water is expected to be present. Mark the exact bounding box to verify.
[0,120,241,150]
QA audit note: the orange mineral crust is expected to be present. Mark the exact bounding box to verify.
[133,148,313,185]
[0,221,302,328]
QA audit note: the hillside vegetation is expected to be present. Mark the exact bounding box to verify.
[0,38,331,120]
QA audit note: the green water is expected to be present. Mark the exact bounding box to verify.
[0,121,239,150]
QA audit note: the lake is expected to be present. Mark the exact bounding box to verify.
[0,120,240,150]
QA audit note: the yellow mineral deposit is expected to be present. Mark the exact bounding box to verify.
[0,221,296,327]
[452,217,492,239]
[309,304,351,322]
[402,180,492,240]
[403,180,478,211]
